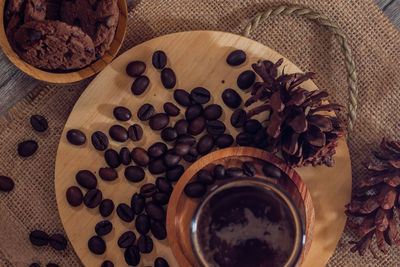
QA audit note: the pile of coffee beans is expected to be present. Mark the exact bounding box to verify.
[29,230,68,251]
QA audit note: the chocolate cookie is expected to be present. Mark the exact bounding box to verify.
[24,0,46,22]
[6,14,23,46]
[14,20,95,70]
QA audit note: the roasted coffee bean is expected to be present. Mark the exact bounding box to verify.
[113,106,132,121]
[188,116,206,135]
[174,119,189,135]
[197,170,214,185]
[49,234,67,251]
[138,235,153,253]
[161,68,176,89]
[215,134,234,148]
[101,260,114,267]
[253,128,268,145]
[156,177,173,194]
[148,142,167,158]
[66,129,86,146]
[183,147,198,162]
[117,203,135,222]
[124,166,145,182]
[30,115,48,132]
[128,124,143,141]
[163,102,180,116]
[140,183,156,198]
[99,199,114,217]
[118,231,136,248]
[29,263,40,267]
[185,104,203,121]
[161,127,178,142]
[105,149,121,168]
[95,220,113,236]
[109,125,128,142]
[120,147,131,165]
[148,158,167,174]
[237,70,256,89]
[145,202,165,220]
[166,165,184,181]
[174,89,191,106]
[131,75,150,95]
[84,189,102,208]
[244,119,262,134]
[230,109,246,128]
[155,257,170,267]
[135,214,150,235]
[203,104,222,120]
[176,134,196,146]
[190,87,210,104]
[88,236,106,255]
[226,49,246,66]
[242,161,256,176]
[137,104,154,121]
[91,131,109,151]
[206,120,226,135]
[163,152,181,167]
[149,113,170,130]
[173,142,190,156]
[124,245,140,266]
[0,175,14,192]
[152,192,169,205]
[213,164,226,179]
[66,186,83,207]
[99,167,118,181]
[197,134,214,155]
[131,147,150,166]
[152,50,167,69]
[226,167,244,178]
[236,132,253,146]
[131,193,145,214]
[46,263,59,267]
[150,220,167,240]
[262,162,283,179]
[18,140,38,157]
[126,61,146,77]
[222,88,242,108]
[184,182,206,198]
[29,230,49,246]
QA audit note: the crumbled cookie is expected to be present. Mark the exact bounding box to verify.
[6,14,23,49]
[24,0,46,22]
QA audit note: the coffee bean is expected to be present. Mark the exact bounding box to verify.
[188,116,206,135]
[124,166,145,182]
[18,140,38,157]
[131,193,145,214]
[149,113,170,131]
[148,158,167,174]
[185,104,203,121]
[226,167,244,178]
[99,199,114,217]
[183,149,198,163]
[203,104,222,120]
[215,134,234,148]
[126,61,146,77]
[152,50,167,69]
[30,115,48,132]
[174,119,189,135]
[109,125,128,142]
[75,171,97,194]
[30,263,40,267]
[120,147,131,165]
[206,120,226,135]
[262,162,283,179]
[135,214,151,235]
[124,245,140,266]
[84,189,102,208]
[166,165,184,181]
[118,231,136,248]
[196,170,214,185]
[156,177,173,194]
[150,220,167,240]
[155,257,170,267]
[131,147,150,166]
[253,128,268,145]
[105,149,121,168]
[113,106,132,121]
[176,134,196,146]
[137,104,154,121]
[163,152,181,167]
[226,49,246,66]
[197,134,214,155]
[99,167,118,181]
[184,182,206,198]
[0,176,14,192]
[231,109,247,128]
[148,142,167,158]
[49,234,67,251]
[213,164,225,179]
[138,235,153,253]
[95,220,113,236]
[131,75,150,95]
[101,260,114,267]
[236,132,253,146]
[242,161,256,176]
[66,129,86,146]
[161,127,178,142]
[173,142,190,156]
[88,236,106,255]
[237,70,256,89]
[117,203,135,222]
[91,131,109,151]
[161,68,176,89]
[190,87,210,104]
[128,124,143,141]
[174,89,191,106]
[222,88,242,108]
[163,102,180,116]
[66,186,83,207]
[152,192,169,205]
[146,202,165,220]
[29,230,49,246]
[244,119,262,134]
[140,183,156,198]
[46,263,59,267]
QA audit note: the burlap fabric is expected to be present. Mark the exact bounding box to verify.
[0,0,399,266]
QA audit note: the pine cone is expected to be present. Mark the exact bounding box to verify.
[346,138,400,257]
[246,59,346,167]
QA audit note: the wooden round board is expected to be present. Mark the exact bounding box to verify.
[54,30,352,267]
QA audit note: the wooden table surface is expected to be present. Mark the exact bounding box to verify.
[0,0,399,118]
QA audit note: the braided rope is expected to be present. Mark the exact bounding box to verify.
[242,5,358,134]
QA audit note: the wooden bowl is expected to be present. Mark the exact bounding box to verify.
[0,0,127,83]
[167,146,315,267]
